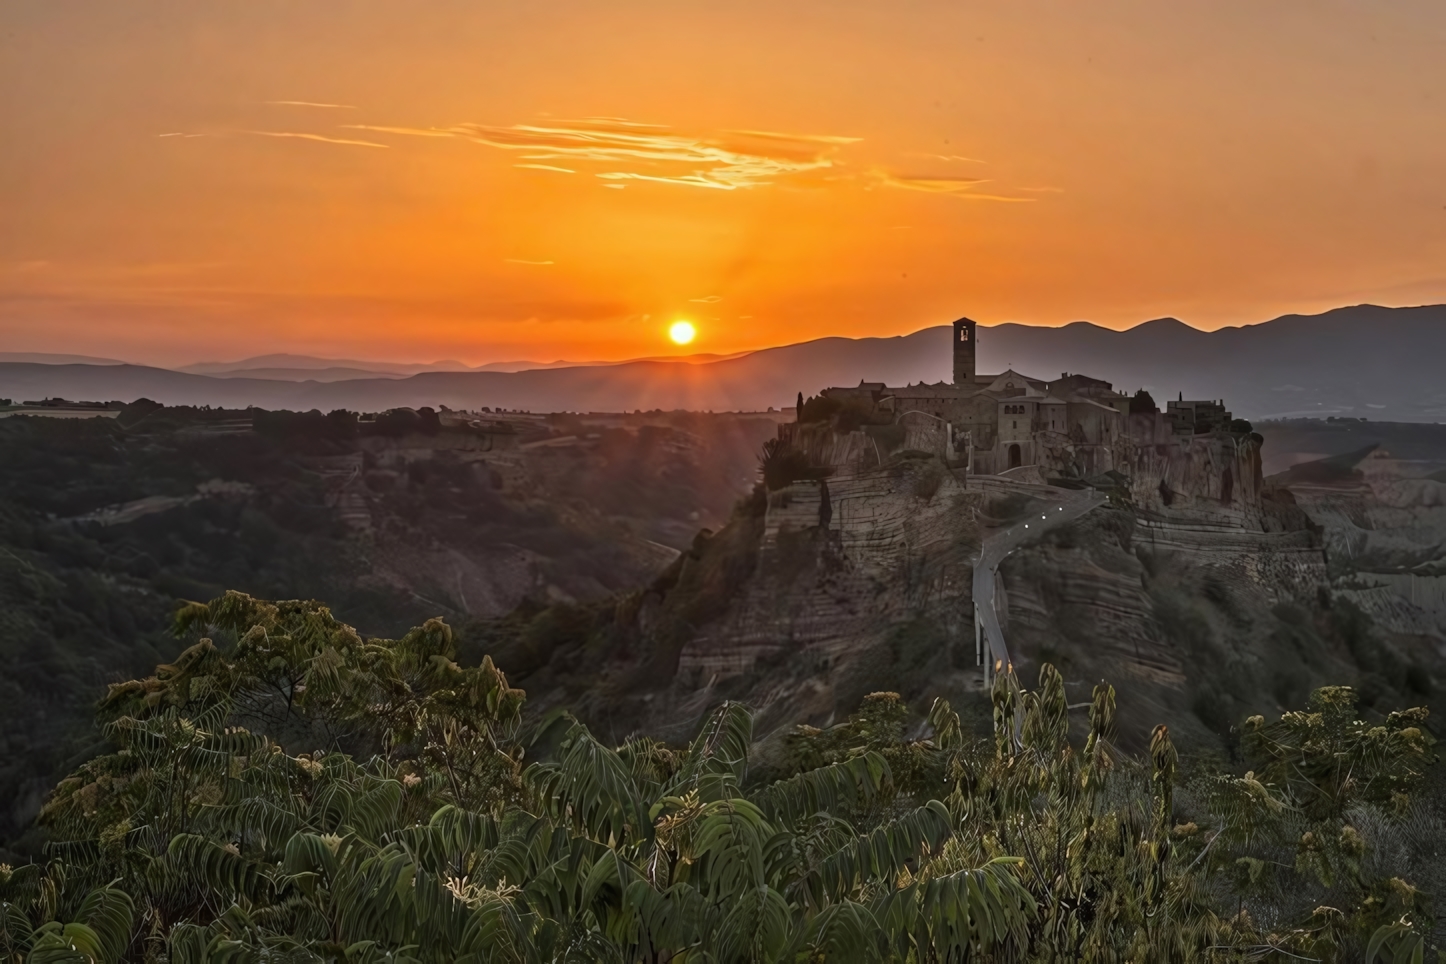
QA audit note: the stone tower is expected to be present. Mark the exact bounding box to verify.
[952,317,977,386]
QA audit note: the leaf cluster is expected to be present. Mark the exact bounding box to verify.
[7,594,1444,963]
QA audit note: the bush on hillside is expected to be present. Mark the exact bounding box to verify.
[6,591,1440,962]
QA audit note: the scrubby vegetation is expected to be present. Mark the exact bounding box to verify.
[0,405,777,852]
[758,438,832,492]
[2,592,1441,962]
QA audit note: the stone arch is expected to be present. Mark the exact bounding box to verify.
[1008,443,1022,469]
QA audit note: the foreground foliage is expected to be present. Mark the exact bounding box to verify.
[1,592,1440,962]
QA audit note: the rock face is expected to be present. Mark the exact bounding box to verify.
[1281,447,1446,637]
[676,456,982,685]
[565,417,1443,753]
[559,413,983,736]
[1119,432,1327,603]
[996,436,1446,748]
[996,495,1331,748]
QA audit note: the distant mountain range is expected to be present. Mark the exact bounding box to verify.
[177,350,753,379]
[0,352,127,366]
[3,304,1444,421]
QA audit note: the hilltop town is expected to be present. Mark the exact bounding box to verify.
[810,317,1240,482]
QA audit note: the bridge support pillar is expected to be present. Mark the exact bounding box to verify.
[974,602,989,685]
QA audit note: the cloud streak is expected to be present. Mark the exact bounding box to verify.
[910,153,985,163]
[313,115,1049,203]
[348,117,856,190]
[874,170,1034,201]
[343,124,453,138]
[267,100,359,110]
[246,131,388,148]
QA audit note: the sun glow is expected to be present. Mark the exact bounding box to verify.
[669,320,697,345]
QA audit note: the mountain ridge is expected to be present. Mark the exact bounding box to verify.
[3,304,1443,421]
[179,350,757,379]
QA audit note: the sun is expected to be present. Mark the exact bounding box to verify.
[669,320,697,345]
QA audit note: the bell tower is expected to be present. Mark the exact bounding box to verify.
[952,317,977,386]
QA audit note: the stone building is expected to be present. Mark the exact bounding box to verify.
[819,316,1233,478]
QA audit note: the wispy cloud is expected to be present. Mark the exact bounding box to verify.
[593,171,738,190]
[725,128,862,148]
[504,259,555,265]
[346,117,856,190]
[297,115,1048,204]
[246,131,388,148]
[689,295,723,303]
[874,170,1034,202]
[266,100,359,110]
[910,153,985,163]
[342,124,453,138]
[158,132,207,138]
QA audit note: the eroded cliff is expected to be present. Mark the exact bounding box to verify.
[501,421,1444,753]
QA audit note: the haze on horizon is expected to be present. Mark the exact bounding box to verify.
[3,0,1445,368]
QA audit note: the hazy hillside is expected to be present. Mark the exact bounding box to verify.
[179,351,755,379]
[0,352,126,366]
[979,305,1446,422]
[3,304,1444,420]
[1257,418,1446,476]
[0,404,777,851]
[180,353,478,375]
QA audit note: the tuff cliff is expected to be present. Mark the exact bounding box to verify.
[1277,446,1446,638]
[505,418,1443,752]
[508,410,1388,751]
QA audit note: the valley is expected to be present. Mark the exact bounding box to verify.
[0,402,778,849]
[2,399,1445,862]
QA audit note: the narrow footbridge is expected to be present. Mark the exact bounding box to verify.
[973,487,1108,682]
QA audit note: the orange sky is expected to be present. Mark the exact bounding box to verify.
[2,1,1445,367]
